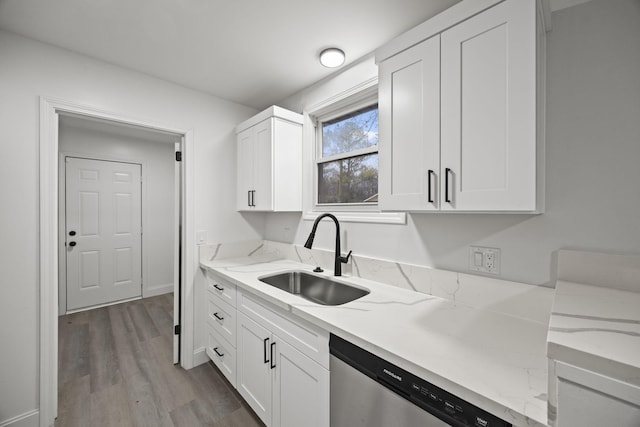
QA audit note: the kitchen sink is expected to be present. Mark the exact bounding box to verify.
[258,270,370,306]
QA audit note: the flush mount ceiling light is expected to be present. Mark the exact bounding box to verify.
[319,48,345,68]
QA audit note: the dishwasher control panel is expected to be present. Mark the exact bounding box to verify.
[330,334,512,427]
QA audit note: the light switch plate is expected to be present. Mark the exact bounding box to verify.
[469,246,501,275]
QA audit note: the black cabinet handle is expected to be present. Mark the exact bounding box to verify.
[427,170,435,203]
[270,342,276,369]
[251,190,256,207]
[263,337,270,364]
[213,347,224,358]
[248,190,251,207]
[445,168,452,203]
[213,284,224,292]
[68,241,77,247]
[213,312,224,321]
[69,230,76,236]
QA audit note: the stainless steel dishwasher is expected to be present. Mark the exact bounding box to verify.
[330,334,512,427]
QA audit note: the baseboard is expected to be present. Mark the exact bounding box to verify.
[193,346,209,368]
[143,282,173,298]
[0,409,39,427]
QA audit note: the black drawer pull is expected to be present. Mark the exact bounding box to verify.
[213,347,224,358]
[213,284,224,292]
[427,169,435,203]
[213,312,224,321]
[445,168,452,203]
[270,342,276,369]
[263,337,270,364]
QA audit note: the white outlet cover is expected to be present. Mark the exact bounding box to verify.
[469,246,500,275]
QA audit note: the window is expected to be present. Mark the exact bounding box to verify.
[316,103,379,206]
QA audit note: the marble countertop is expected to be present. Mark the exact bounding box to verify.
[200,255,549,427]
[547,280,640,387]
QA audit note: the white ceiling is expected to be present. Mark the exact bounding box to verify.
[0,0,461,109]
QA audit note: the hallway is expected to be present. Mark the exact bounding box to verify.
[56,294,263,426]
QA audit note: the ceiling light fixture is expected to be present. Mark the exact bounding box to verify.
[319,48,345,68]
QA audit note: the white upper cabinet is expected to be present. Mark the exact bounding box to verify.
[441,0,537,211]
[378,35,441,211]
[236,106,303,212]
[378,0,546,212]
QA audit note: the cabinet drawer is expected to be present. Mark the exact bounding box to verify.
[206,271,237,307]
[238,290,329,368]
[207,294,236,347]
[206,326,237,388]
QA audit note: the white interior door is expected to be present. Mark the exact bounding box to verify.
[65,157,142,311]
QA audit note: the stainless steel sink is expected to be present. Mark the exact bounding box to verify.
[258,271,370,306]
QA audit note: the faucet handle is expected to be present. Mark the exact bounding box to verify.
[339,250,353,264]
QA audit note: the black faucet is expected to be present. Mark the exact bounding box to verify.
[304,213,352,276]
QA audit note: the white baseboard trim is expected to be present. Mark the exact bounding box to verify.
[143,283,173,298]
[192,346,209,368]
[0,409,39,427]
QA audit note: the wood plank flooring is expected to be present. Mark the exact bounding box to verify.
[57,293,264,427]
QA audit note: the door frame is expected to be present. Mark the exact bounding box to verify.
[39,97,196,427]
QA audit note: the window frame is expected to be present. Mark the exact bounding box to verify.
[302,79,405,225]
[314,96,380,210]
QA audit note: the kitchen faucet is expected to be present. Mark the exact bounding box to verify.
[304,213,352,277]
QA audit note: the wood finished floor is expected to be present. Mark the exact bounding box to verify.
[57,293,264,427]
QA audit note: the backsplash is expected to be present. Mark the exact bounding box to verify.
[556,249,640,293]
[199,239,554,325]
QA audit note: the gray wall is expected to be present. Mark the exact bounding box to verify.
[265,0,640,286]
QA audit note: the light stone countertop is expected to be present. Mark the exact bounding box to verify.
[200,256,549,427]
[547,280,640,387]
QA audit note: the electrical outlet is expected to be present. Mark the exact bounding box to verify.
[469,246,500,275]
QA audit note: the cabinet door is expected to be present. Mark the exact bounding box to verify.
[441,0,536,211]
[252,118,274,211]
[379,35,440,211]
[237,312,272,426]
[272,338,329,427]
[237,127,254,210]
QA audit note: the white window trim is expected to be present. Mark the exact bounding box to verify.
[303,78,406,225]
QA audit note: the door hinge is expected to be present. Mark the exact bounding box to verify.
[175,151,182,162]
[174,325,181,335]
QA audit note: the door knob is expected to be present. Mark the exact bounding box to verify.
[69,230,76,236]
[69,241,77,247]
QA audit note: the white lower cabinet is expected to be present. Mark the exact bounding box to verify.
[555,362,640,427]
[236,291,329,427]
[272,338,329,427]
[204,271,330,427]
[206,326,237,387]
[205,272,238,387]
[237,312,273,423]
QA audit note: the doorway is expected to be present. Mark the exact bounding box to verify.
[39,98,197,426]
[64,157,143,312]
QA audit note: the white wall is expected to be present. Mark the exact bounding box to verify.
[58,119,176,305]
[264,0,640,286]
[0,30,259,425]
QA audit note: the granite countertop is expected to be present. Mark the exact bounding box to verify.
[200,256,549,427]
[547,280,640,387]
